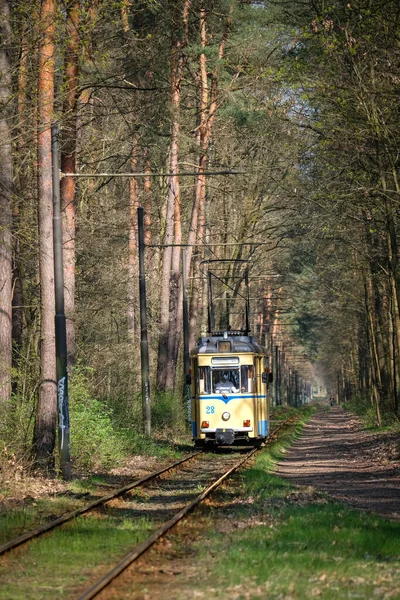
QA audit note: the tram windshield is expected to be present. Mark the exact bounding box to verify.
[198,365,254,395]
[212,369,239,394]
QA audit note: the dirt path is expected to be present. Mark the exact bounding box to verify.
[276,405,400,520]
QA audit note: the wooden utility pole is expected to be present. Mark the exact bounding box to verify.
[138,207,151,436]
[52,125,71,480]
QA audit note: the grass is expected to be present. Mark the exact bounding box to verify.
[0,423,193,598]
[2,405,399,599]
[174,405,400,600]
[120,428,192,458]
[0,429,191,547]
[0,495,86,546]
[191,494,400,599]
[0,506,154,599]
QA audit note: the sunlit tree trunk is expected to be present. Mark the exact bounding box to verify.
[0,0,13,403]
[157,0,190,391]
[121,0,131,34]
[34,0,57,467]
[187,4,232,343]
[364,276,382,426]
[60,0,80,366]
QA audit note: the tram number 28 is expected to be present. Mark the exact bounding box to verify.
[206,406,215,414]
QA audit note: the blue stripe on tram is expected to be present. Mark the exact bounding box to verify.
[199,395,266,405]
[192,421,197,437]
[258,420,269,436]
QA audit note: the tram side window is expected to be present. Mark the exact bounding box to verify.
[199,366,211,394]
[240,365,254,393]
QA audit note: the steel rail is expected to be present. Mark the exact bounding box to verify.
[0,452,201,556]
[78,417,295,600]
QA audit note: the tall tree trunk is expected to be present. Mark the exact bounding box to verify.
[121,0,131,34]
[188,197,205,350]
[364,276,382,426]
[156,0,190,391]
[12,26,29,357]
[34,0,57,467]
[0,0,13,403]
[60,0,80,366]
[164,71,185,390]
[186,4,232,343]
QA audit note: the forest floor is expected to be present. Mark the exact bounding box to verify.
[1,405,400,599]
[95,404,400,600]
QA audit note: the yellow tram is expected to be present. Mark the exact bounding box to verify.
[190,331,272,447]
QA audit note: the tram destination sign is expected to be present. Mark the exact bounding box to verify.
[211,356,240,366]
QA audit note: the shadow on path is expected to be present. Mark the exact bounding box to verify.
[277,406,400,520]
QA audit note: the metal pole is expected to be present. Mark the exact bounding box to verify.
[275,345,280,406]
[208,271,214,333]
[245,268,250,334]
[138,207,151,436]
[182,250,191,424]
[61,169,244,178]
[226,292,230,331]
[295,370,299,407]
[51,124,71,481]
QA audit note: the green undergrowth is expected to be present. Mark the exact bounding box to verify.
[0,494,85,547]
[0,509,154,599]
[183,406,400,600]
[68,366,189,471]
[342,397,400,431]
[270,404,301,423]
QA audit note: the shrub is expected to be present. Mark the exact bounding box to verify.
[68,365,125,470]
[151,390,187,436]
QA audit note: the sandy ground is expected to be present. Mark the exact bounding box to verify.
[276,405,400,521]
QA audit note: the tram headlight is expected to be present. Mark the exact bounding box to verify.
[222,412,230,421]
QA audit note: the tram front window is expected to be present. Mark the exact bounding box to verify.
[213,369,239,394]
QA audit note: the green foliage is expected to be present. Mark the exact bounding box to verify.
[119,429,184,458]
[68,365,188,464]
[344,397,400,430]
[68,365,125,470]
[151,390,187,436]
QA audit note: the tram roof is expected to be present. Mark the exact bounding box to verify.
[190,334,267,356]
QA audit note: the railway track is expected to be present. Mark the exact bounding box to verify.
[77,416,294,599]
[0,417,294,599]
[0,452,201,556]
